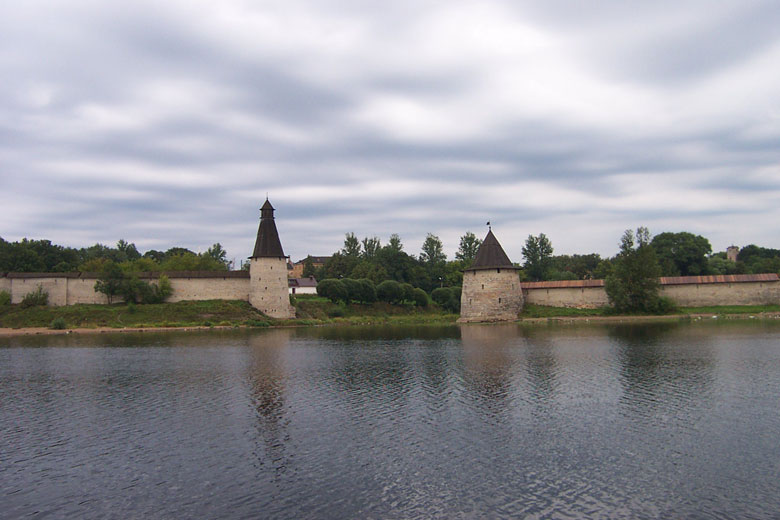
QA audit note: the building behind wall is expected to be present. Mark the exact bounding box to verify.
[248,199,296,319]
[458,229,524,322]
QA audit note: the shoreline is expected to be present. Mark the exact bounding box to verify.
[2,311,779,338]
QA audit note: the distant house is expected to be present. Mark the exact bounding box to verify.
[288,276,318,295]
[289,256,330,278]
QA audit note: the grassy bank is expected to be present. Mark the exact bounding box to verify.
[0,296,457,330]
[2,297,778,332]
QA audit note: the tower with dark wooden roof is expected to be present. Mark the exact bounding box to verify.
[458,229,523,322]
[248,199,295,318]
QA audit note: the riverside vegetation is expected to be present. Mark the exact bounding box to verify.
[2,289,779,331]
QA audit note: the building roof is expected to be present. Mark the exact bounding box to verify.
[250,199,286,259]
[288,276,318,288]
[467,229,517,271]
[294,256,331,265]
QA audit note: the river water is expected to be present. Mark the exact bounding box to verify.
[2,321,780,519]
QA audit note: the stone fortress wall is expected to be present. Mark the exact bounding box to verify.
[2,271,250,306]
[522,274,780,309]
[1,272,778,311]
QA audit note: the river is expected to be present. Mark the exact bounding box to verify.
[2,321,780,518]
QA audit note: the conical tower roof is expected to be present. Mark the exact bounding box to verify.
[467,229,517,271]
[250,199,286,258]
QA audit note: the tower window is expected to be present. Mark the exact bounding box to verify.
[497,268,501,273]
[481,284,484,290]
[499,298,502,303]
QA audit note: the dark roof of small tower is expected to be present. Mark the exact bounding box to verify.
[250,199,286,258]
[467,229,517,271]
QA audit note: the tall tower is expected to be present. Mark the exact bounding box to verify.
[458,229,523,323]
[248,199,295,319]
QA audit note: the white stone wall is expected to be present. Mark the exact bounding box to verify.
[524,286,609,309]
[249,258,296,318]
[10,277,69,305]
[167,277,249,302]
[459,268,524,322]
[659,281,780,307]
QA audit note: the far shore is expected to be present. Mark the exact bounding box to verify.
[2,311,779,338]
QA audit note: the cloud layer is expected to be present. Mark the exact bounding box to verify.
[2,0,779,263]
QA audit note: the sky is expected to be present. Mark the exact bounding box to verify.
[2,1,779,266]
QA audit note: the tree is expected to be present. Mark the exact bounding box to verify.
[357,279,377,303]
[376,280,403,304]
[342,232,361,257]
[302,257,316,278]
[411,288,428,307]
[522,233,554,281]
[94,261,125,304]
[605,227,670,314]
[455,232,482,266]
[650,232,712,276]
[205,243,229,268]
[387,234,403,252]
[317,278,348,303]
[361,236,381,259]
[116,239,141,261]
[420,233,446,264]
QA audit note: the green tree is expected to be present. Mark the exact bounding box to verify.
[357,279,377,303]
[411,288,429,307]
[522,233,554,281]
[361,236,381,259]
[650,232,712,276]
[316,278,348,303]
[455,232,482,266]
[420,233,446,264]
[387,234,403,252]
[116,239,141,261]
[342,232,361,257]
[302,257,316,278]
[205,243,229,268]
[94,261,125,304]
[605,227,670,314]
[376,280,403,304]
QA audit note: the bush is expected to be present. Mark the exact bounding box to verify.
[0,290,10,306]
[358,279,377,303]
[400,283,415,303]
[126,301,137,313]
[21,285,49,308]
[431,287,453,306]
[341,278,362,304]
[376,280,403,304]
[412,287,429,307]
[50,317,67,330]
[317,278,348,303]
[431,287,460,313]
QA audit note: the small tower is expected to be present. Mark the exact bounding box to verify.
[248,199,295,319]
[726,245,739,262]
[458,229,523,323]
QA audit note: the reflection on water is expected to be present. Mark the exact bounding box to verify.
[2,321,780,518]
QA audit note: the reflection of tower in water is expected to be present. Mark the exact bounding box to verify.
[246,329,293,474]
[460,325,522,415]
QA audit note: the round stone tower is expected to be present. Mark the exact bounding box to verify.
[248,199,295,319]
[458,229,523,323]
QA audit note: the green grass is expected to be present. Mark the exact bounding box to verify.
[293,298,456,324]
[519,304,609,318]
[0,300,270,329]
[679,304,780,315]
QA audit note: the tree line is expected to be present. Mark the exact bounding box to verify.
[0,237,231,273]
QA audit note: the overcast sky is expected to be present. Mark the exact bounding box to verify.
[2,1,779,265]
